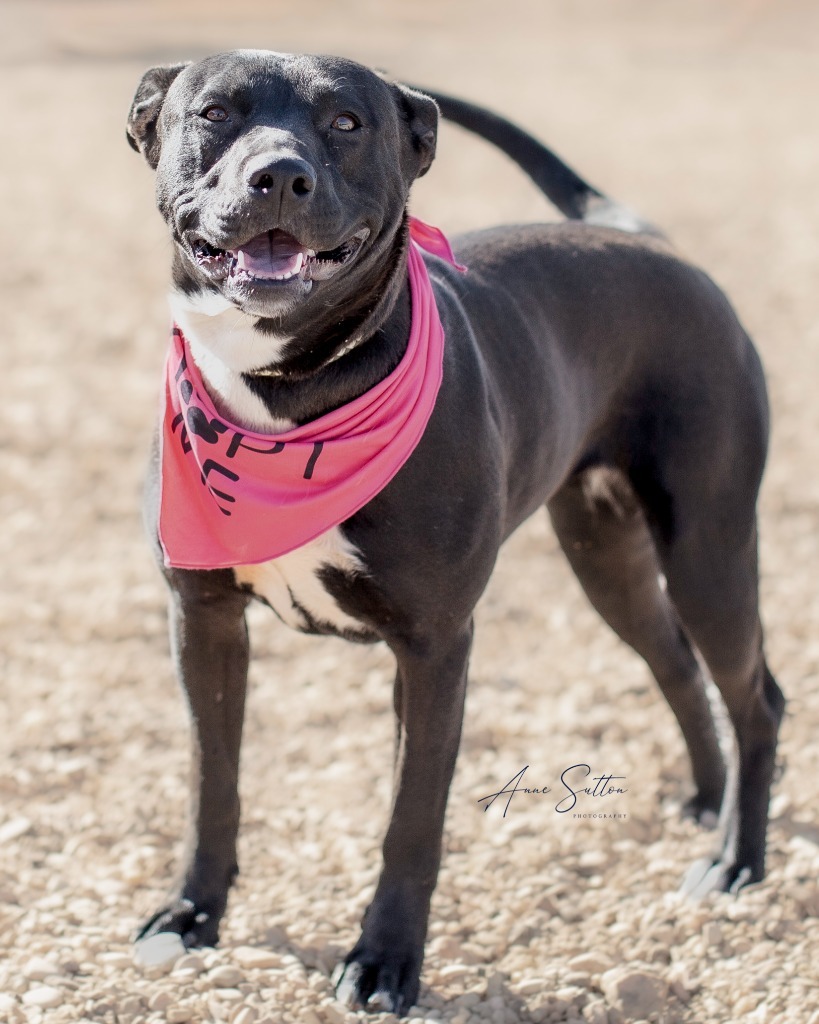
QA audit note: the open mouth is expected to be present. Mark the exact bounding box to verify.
[190,228,369,286]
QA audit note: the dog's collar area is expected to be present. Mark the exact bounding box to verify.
[242,219,465,383]
[246,332,368,380]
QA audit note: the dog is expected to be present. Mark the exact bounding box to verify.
[126,50,784,1014]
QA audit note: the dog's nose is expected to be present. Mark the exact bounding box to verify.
[245,153,317,200]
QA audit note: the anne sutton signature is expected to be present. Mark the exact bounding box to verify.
[478,764,627,817]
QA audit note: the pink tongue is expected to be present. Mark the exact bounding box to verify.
[233,231,305,278]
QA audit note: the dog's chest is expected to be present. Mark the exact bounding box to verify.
[233,528,366,635]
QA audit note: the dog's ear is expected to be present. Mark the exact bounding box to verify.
[127,63,190,168]
[390,82,439,180]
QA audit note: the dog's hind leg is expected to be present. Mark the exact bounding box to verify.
[335,621,473,1014]
[657,500,784,895]
[547,468,727,823]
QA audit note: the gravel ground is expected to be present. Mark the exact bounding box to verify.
[2,2,819,1023]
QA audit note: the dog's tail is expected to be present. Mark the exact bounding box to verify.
[422,89,662,237]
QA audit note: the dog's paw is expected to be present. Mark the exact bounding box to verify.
[681,791,722,829]
[333,939,423,1016]
[680,856,757,899]
[136,897,221,956]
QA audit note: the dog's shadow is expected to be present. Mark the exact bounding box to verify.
[265,929,530,1019]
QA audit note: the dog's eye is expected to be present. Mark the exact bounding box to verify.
[332,113,359,132]
[202,106,228,123]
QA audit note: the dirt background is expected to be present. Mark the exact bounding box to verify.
[2,1,819,1023]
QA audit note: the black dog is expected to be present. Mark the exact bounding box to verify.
[126,51,784,1014]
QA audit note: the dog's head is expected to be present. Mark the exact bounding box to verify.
[127,51,438,339]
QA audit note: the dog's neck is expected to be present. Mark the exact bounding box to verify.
[169,222,412,432]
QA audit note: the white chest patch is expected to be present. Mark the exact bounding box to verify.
[169,288,294,433]
[234,527,367,635]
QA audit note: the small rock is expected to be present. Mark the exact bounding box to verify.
[119,995,144,1014]
[320,1002,348,1024]
[213,988,244,1003]
[148,990,173,1012]
[209,965,245,987]
[582,1000,608,1024]
[668,962,696,1002]
[22,957,62,981]
[517,978,547,996]
[601,969,668,1019]
[168,1007,196,1023]
[484,972,504,998]
[735,995,763,1016]
[134,933,187,968]
[99,951,134,969]
[174,953,206,975]
[22,986,63,1009]
[209,996,231,1022]
[565,971,593,988]
[232,947,284,970]
[230,1007,258,1024]
[428,935,463,959]
[703,922,723,947]
[577,850,610,874]
[557,986,587,1007]
[0,817,32,844]
[568,953,615,975]
[437,964,471,982]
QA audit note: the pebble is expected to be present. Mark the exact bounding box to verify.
[320,1002,349,1023]
[582,1001,608,1024]
[232,947,285,970]
[735,995,763,1015]
[600,969,668,1019]
[174,954,206,975]
[148,990,173,1011]
[516,978,547,996]
[230,1007,258,1024]
[134,933,187,968]
[99,951,134,969]
[119,995,144,1014]
[428,935,463,958]
[298,1011,323,1024]
[21,986,63,1009]
[703,922,723,947]
[557,986,587,1007]
[437,964,472,982]
[209,965,245,987]
[0,817,32,844]
[168,1006,196,1023]
[568,953,615,975]
[22,957,62,981]
[213,988,244,1003]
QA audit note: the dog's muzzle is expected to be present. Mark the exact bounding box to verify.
[189,228,371,286]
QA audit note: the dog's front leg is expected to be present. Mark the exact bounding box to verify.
[139,570,250,949]
[336,621,473,1015]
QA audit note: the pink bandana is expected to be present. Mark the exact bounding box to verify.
[159,218,465,570]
